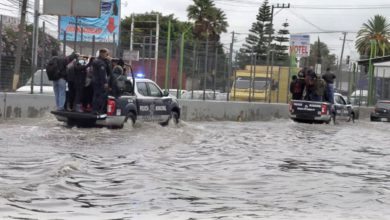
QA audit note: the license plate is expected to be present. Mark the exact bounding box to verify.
[381,118,388,122]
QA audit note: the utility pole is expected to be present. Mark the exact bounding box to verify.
[129,14,134,66]
[315,36,322,74]
[30,0,40,94]
[178,33,185,98]
[154,14,159,82]
[73,16,79,52]
[164,20,172,91]
[266,3,290,101]
[203,31,209,101]
[337,32,347,91]
[148,29,153,79]
[227,31,235,101]
[0,15,3,91]
[12,0,28,90]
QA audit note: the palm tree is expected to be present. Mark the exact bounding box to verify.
[356,15,390,57]
[187,0,228,41]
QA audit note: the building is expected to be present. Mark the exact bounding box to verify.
[357,56,390,101]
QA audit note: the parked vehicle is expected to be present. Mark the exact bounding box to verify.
[230,74,268,101]
[51,77,180,128]
[370,100,390,122]
[16,69,53,94]
[181,90,216,100]
[289,93,356,124]
[167,89,187,99]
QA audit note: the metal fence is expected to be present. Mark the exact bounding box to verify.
[3,12,385,105]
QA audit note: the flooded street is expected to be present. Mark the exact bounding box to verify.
[0,118,389,220]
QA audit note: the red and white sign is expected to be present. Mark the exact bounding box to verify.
[290,34,310,58]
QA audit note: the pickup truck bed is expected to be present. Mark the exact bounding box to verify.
[289,100,332,123]
[51,110,126,127]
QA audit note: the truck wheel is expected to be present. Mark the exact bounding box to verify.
[332,113,336,125]
[347,113,355,123]
[160,111,179,127]
[125,112,136,127]
[171,111,180,125]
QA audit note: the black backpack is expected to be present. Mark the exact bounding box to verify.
[46,57,61,81]
[116,74,127,91]
[293,80,302,93]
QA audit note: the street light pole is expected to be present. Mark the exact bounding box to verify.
[337,32,347,91]
[178,24,194,98]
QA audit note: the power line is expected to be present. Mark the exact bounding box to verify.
[291,4,390,10]
[289,9,326,32]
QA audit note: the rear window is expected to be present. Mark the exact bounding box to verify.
[377,102,390,109]
[235,77,267,90]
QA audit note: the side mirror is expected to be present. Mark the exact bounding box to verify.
[347,100,351,105]
[163,91,170,97]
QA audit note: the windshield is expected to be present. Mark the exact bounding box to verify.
[235,77,267,90]
[26,70,52,86]
[377,102,390,109]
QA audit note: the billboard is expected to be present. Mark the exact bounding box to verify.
[290,34,310,58]
[59,0,120,43]
[43,0,101,17]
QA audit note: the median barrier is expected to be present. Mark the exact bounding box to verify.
[0,93,374,121]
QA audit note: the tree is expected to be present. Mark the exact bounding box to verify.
[187,0,228,41]
[273,19,290,65]
[1,24,60,89]
[237,0,273,67]
[299,40,336,71]
[355,15,390,57]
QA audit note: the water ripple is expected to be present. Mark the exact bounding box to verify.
[0,118,389,219]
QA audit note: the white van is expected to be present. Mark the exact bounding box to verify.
[16,69,53,94]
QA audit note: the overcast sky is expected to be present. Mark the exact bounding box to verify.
[1,0,390,62]
[122,0,390,62]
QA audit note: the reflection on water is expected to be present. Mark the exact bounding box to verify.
[0,117,389,219]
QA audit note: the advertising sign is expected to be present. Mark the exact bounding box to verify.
[43,0,100,17]
[59,0,120,43]
[290,34,310,58]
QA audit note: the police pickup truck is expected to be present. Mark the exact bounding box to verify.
[289,93,355,124]
[51,77,180,128]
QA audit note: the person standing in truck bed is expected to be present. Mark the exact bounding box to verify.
[322,67,336,104]
[92,48,110,115]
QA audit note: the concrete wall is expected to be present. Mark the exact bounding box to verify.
[0,93,55,118]
[0,92,374,121]
[179,100,289,121]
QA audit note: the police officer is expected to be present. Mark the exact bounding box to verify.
[92,48,110,114]
[322,67,336,103]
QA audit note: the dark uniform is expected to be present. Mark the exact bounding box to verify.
[92,58,109,114]
[322,70,336,103]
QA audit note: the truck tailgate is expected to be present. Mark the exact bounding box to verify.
[290,100,330,121]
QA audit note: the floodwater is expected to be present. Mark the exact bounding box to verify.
[0,117,389,220]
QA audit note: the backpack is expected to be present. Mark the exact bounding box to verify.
[116,74,127,91]
[293,80,302,93]
[46,57,61,81]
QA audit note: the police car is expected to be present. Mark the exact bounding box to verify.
[51,77,180,128]
[289,93,355,124]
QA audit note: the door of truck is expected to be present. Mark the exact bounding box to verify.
[334,94,349,120]
[145,81,171,121]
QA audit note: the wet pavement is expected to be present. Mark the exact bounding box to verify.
[0,117,389,220]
